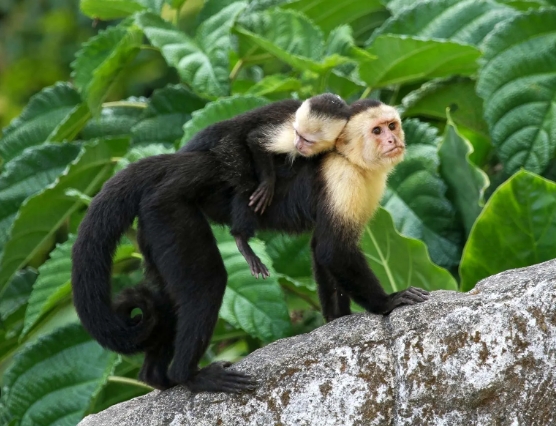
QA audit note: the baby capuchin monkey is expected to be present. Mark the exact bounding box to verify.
[183,93,350,278]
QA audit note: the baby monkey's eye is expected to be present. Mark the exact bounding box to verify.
[388,122,396,130]
[372,127,381,135]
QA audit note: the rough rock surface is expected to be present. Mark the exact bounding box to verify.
[80,260,556,426]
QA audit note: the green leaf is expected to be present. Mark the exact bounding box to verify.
[22,236,76,337]
[361,207,457,293]
[477,9,556,175]
[373,0,518,46]
[498,0,551,11]
[244,74,302,97]
[0,144,81,252]
[0,137,130,294]
[236,9,350,73]
[136,4,247,98]
[361,35,481,88]
[81,98,146,140]
[1,324,118,426]
[80,0,164,20]
[213,228,292,342]
[131,85,206,146]
[180,95,269,146]
[0,83,82,166]
[0,269,37,322]
[460,170,556,291]
[438,116,489,236]
[382,119,463,269]
[401,77,490,138]
[47,103,92,144]
[71,21,143,114]
[283,0,388,41]
[115,143,175,171]
[258,233,313,281]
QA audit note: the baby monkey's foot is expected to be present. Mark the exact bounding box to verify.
[386,287,429,313]
[249,180,274,214]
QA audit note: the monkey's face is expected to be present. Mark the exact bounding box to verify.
[338,104,405,171]
[293,100,348,157]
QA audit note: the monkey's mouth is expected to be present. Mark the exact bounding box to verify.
[384,146,404,157]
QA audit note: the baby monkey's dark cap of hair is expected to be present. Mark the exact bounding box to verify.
[349,99,383,117]
[308,93,351,119]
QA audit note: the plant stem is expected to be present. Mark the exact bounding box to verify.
[280,283,320,310]
[102,101,147,109]
[360,86,372,99]
[107,375,154,390]
[229,59,244,81]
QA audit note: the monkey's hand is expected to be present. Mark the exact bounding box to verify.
[186,361,258,394]
[385,287,429,314]
[249,180,274,214]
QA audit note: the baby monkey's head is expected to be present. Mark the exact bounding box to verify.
[293,93,350,157]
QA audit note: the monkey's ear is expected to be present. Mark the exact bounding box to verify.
[335,132,347,147]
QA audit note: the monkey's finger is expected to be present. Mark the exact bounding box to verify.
[404,288,429,301]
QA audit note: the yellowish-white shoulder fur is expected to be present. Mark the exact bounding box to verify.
[321,153,389,231]
[264,116,297,154]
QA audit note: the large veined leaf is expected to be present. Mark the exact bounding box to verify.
[0,83,82,166]
[382,119,463,269]
[259,233,312,279]
[438,116,489,236]
[373,0,518,46]
[283,0,389,41]
[81,97,146,141]
[460,170,556,291]
[0,137,130,294]
[1,324,118,426]
[497,0,552,11]
[213,228,292,342]
[244,74,302,97]
[22,236,76,337]
[71,20,143,114]
[136,3,247,98]
[477,9,556,175]
[0,144,81,252]
[361,35,481,88]
[131,85,206,146]
[235,9,350,74]
[361,207,457,293]
[401,77,490,138]
[115,144,175,171]
[180,95,269,146]
[80,0,164,19]
[0,269,37,323]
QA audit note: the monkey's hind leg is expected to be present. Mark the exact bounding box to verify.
[231,194,270,279]
[140,194,257,393]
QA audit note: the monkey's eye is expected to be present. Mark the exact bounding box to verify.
[388,122,396,130]
[372,127,381,135]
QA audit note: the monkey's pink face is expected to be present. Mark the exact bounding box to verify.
[369,117,405,162]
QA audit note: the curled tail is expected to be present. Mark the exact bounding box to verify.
[71,155,170,354]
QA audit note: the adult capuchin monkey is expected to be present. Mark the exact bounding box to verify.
[186,93,350,278]
[71,99,429,393]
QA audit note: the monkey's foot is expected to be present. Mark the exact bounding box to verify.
[249,181,274,214]
[386,287,429,313]
[247,255,270,279]
[186,361,258,394]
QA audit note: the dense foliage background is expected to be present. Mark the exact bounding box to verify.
[1,0,555,424]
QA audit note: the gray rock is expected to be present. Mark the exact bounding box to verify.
[80,260,556,426]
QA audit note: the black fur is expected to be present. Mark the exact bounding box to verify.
[349,98,383,116]
[309,93,351,119]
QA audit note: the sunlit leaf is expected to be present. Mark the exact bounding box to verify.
[477,9,556,175]
[362,207,457,293]
[460,170,556,291]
